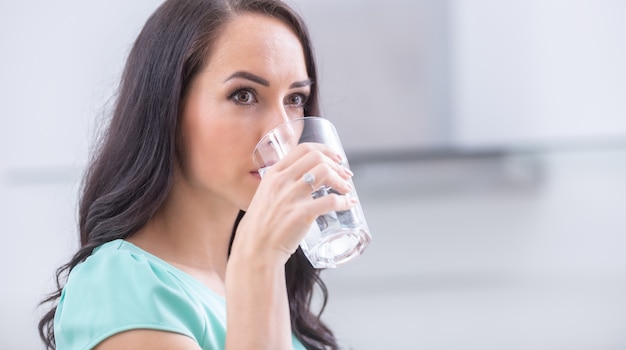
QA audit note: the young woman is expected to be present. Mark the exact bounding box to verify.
[38,0,356,349]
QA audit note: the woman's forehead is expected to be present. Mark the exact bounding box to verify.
[204,13,307,78]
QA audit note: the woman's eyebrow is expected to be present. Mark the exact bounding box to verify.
[290,79,313,89]
[289,79,313,89]
[224,71,312,89]
[224,71,270,86]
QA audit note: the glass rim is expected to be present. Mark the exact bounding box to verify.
[252,115,330,157]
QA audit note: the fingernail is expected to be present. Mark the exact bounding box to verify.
[344,167,354,177]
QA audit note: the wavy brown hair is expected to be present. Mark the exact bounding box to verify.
[38,0,337,349]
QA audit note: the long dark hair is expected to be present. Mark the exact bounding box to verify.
[38,0,337,349]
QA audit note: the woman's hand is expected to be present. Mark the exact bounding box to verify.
[233,142,355,264]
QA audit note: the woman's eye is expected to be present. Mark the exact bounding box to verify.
[286,94,307,107]
[230,89,257,105]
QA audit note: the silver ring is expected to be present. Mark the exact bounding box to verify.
[302,172,316,191]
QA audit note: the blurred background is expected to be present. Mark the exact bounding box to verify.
[1,0,625,349]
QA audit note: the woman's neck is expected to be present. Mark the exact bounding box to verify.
[128,171,240,284]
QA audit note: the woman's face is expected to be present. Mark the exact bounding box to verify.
[178,13,310,211]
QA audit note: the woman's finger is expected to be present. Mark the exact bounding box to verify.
[298,193,358,226]
[298,163,353,196]
[267,142,343,173]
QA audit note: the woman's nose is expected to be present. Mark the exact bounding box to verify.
[263,105,292,134]
[258,110,301,152]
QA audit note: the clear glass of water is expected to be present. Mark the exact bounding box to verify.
[253,116,372,268]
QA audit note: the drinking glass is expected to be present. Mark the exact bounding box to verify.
[253,116,372,268]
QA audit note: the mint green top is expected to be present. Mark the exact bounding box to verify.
[54,239,306,350]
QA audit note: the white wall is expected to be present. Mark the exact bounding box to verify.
[450,0,626,147]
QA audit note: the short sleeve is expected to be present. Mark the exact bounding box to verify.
[54,243,208,350]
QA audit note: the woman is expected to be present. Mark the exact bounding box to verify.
[38,0,356,349]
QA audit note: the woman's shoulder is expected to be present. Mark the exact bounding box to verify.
[69,239,172,279]
[55,239,224,350]
[64,239,182,295]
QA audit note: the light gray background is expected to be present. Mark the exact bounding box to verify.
[1,0,625,349]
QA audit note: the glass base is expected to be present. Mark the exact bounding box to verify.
[301,227,371,268]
